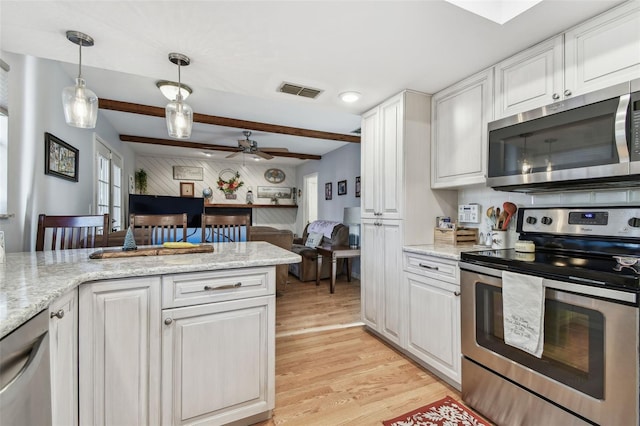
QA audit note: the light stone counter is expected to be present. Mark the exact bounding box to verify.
[0,241,300,339]
[403,244,488,261]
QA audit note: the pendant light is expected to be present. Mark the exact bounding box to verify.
[165,53,193,139]
[61,31,98,128]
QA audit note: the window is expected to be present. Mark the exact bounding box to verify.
[0,59,9,216]
[95,137,123,231]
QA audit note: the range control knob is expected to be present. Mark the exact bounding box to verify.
[525,216,537,225]
[541,216,553,226]
[629,217,640,228]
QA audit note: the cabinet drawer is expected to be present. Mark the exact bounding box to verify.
[404,253,459,284]
[162,267,275,308]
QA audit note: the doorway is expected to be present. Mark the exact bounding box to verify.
[303,173,318,226]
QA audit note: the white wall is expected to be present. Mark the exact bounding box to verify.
[295,142,361,235]
[0,52,135,252]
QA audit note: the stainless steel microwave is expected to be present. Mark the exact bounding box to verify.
[487,79,640,192]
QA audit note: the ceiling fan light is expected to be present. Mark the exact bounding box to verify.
[62,77,98,128]
[156,80,192,101]
[166,94,193,139]
[339,91,361,103]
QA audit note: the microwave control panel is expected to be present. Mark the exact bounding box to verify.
[632,96,640,160]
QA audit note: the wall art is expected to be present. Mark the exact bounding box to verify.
[173,165,203,181]
[45,132,78,182]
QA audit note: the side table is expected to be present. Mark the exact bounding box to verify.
[316,245,361,293]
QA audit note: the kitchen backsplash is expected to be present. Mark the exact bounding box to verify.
[457,184,640,245]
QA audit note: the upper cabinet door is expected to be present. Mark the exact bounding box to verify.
[494,36,564,120]
[565,1,640,97]
[361,108,379,218]
[431,68,493,188]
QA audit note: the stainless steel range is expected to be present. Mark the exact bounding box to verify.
[459,206,640,426]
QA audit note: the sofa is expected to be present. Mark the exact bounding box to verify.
[289,221,349,282]
[249,226,294,288]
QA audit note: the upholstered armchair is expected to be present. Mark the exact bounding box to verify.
[289,221,349,282]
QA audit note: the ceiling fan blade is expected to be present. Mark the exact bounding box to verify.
[262,147,289,153]
[255,150,274,160]
[238,139,251,148]
[226,151,242,158]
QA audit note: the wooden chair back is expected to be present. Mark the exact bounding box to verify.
[36,214,110,251]
[129,213,188,245]
[201,214,251,243]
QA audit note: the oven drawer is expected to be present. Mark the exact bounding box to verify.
[404,252,459,284]
[162,267,275,308]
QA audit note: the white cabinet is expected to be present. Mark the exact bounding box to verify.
[403,252,461,388]
[431,68,493,188]
[565,1,640,97]
[360,219,403,345]
[494,36,564,119]
[494,1,640,120]
[361,94,404,220]
[161,296,275,426]
[79,276,162,426]
[160,267,275,426]
[49,289,78,426]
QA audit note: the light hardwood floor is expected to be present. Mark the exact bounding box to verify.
[255,273,462,425]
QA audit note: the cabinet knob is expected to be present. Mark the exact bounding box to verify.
[564,89,572,96]
[50,309,65,319]
[164,318,173,325]
[552,93,560,100]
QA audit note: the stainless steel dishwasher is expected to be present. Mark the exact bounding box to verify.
[0,309,52,425]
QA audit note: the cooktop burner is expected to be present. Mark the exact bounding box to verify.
[461,248,640,292]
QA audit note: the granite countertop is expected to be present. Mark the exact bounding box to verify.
[403,244,489,261]
[0,241,300,339]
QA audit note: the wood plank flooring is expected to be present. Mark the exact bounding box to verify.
[255,274,462,425]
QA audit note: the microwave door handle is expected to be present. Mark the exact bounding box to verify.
[614,93,630,164]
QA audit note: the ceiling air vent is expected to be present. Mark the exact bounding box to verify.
[278,82,323,99]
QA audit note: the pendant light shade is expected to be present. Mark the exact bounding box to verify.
[165,53,193,139]
[62,31,98,128]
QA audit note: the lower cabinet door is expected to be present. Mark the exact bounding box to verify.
[79,277,162,426]
[405,272,461,386]
[162,296,275,426]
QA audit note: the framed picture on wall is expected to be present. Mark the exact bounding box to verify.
[44,132,78,182]
[180,182,195,197]
[355,176,361,198]
[338,180,347,195]
[325,182,332,200]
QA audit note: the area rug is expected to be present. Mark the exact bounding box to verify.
[383,395,490,426]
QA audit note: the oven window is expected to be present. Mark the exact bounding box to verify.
[476,283,604,399]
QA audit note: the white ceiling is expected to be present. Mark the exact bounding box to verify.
[0,0,625,166]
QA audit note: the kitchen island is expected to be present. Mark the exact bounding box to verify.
[0,242,300,426]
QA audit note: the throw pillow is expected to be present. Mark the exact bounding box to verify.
[305,232,323,248]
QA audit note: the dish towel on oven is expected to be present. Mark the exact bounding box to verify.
[502,271,545,358]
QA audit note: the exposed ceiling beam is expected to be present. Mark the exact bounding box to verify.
[120,135,323,160]
[100,99,361,143]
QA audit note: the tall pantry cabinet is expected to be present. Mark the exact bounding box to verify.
[360,90,457,346]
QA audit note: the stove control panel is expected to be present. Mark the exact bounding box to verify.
[518,207,640,238]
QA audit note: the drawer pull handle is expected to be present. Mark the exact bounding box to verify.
[204,282,242,291]
[454,291,461,297]
[418,263,439,271]
[50,309,65,319]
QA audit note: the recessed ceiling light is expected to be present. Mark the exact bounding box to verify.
[339,91,361,103]
[156,80,193,101]
[202,151,212,157]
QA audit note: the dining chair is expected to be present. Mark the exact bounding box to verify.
[36,214,110,251]
[129,213,188,245]
[201,214,251,243]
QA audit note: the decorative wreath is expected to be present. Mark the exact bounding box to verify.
[217,169,244,194]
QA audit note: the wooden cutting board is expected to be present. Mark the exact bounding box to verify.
[89,244,214,259]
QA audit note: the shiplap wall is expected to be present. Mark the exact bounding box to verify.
[135,156,298,232]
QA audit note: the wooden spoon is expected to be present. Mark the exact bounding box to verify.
[502,202,517,230]
[497,210,507,230]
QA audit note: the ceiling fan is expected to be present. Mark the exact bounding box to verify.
[226,131,289,160]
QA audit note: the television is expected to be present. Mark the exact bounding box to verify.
[128,194,204,228]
